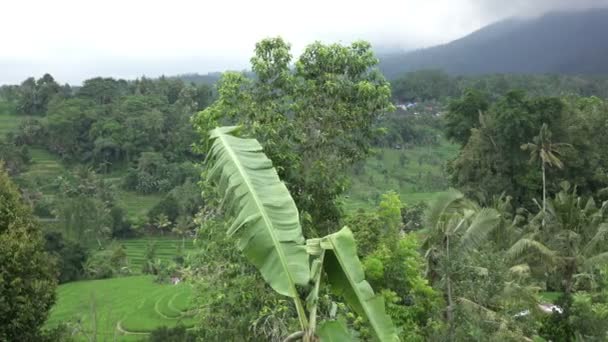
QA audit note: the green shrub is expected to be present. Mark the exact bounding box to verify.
[148,325,196,342]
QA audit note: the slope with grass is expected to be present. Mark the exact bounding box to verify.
[0,102,28,137]
[120,238,196,272]
[46,275,195,340]
[344,140,458,210]
[12,146,162,220]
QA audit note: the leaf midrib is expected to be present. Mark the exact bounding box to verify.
[217,132,299,295]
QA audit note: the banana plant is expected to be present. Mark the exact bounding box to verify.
[205,126,399,341]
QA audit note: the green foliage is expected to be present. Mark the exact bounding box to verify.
[148,325,197,342]
[53,167,119,245]
[445,89,489,144]
[16,74,62,115]
[123,154,201,194]
[508,183,608,294]
[202,127,398,340]
[446,90,608,207]
[149,194,180,222]
[84,244,130,279]
[192,212,298,341]
[0,136,30,175]
[0,164,57,341]
[17,74,213,172]
[347,193,442,340]
[43,231,87,283]
[142,240,159,275]
[390,71,608,101]
[401,201,428,231]
[194,37,393,235]
[391,69,458,102]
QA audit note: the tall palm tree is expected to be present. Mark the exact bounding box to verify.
[521,123,571,227]
[423,190,501,341]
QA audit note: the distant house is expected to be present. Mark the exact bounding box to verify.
[514,303,563,318]
[395,102,417,111]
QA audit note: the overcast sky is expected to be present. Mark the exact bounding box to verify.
[1,0,607,85]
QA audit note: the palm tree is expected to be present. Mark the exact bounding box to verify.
[508,183,608,294]
[423,190,501,341]
[172,215,192,250]
[521,123,571,227]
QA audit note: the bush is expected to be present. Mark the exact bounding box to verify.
[43,232,87,283]
[148,194,180,222]
[84,244,129,279]
[148,325,196,342]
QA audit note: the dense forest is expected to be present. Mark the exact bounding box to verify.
[2,35,608,341]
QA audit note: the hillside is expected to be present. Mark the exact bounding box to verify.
[379,9,608,78]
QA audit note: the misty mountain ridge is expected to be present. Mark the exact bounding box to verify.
[379,8,608,78]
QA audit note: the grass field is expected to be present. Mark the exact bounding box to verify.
[343,141,459,211]
[46,275,195,340]
[120,238,196,272]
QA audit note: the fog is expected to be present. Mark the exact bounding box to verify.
[1,0,607,84]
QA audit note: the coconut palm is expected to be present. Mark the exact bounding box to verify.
[172,215,193,250]
[521,123,571,227]
[507,182,608,294]
[423,190,501,340]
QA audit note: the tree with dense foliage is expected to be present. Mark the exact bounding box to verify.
[391,69,458,102]
[43,231,87,284]
[0,136,30,175]
[446,90,587,207]
[444,89,489,145]
[53,167,125,245]
[194,37,393,235]
[16,74,62,115]
[0,164,57,341]
[346,192,443,340]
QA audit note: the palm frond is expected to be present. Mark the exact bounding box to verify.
[509,264,531,277]
[459,208,500,252]
[506,238,557,264]
[425,189,465,232]
[584,251,608,269]
[583,223,608,257]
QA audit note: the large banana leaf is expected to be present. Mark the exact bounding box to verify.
[321,227,399,342]
[206,126,309,297]
[317,320,354,341]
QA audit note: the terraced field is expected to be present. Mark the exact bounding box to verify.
[46,276,195,340]
[0,103,28,137]
[121,238,196,272]
[17,148,65,196]
[343,141,459,211]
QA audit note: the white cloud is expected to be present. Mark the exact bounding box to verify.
[1,0,606,84]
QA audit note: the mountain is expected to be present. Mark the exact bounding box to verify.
[379,9,608,78]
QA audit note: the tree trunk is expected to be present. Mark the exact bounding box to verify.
[542,162,546,229]
[446,234,455,342]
